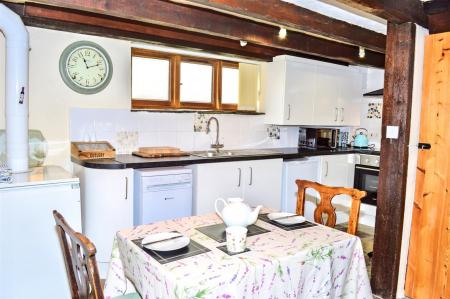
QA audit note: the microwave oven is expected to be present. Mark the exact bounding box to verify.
[298,128,340,149]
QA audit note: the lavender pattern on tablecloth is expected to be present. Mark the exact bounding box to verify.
[104,213,372,299]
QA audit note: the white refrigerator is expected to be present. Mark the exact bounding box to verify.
[0,166,81,299]
[282,157,321,221]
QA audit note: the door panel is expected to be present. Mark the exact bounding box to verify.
[243,159,283,210]
[191,161,243,215]
[284,62,316,125]
[406,32,450,298]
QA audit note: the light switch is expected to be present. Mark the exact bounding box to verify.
[386,125,399,139]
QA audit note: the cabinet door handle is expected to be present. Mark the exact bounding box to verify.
[237,168,242,187]
[124,177,128,200]
[287,104,291,120]
[334,108,338,122]
[325,161,329,177]
[341,108,344,122]
[249,167,253,186]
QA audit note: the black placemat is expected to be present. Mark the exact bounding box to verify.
[132,235,210,264]
[258,213,317,231]
[217,245,250,256]
[196,223,270,243]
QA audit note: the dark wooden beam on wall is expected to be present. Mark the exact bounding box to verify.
[9,0,384,67]
[371,22,416,299]
[168,0,386,53]
[333,0,427,27]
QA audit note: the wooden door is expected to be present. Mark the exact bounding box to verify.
[405,32,450,298]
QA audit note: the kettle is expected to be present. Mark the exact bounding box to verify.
[353,128,369,148]
[215,197,262,227]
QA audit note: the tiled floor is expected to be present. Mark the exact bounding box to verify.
[335,223,374,277]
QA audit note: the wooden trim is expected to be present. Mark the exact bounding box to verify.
[370,22,416,299]
[130,48,173,106]
[131,48,173,59]
[219,61,239,109]
[131,48,242,111]
[179,56,215,109]
[172,55,181,108]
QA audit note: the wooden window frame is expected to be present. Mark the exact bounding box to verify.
[131,48,239,111]
[220,61,239,111]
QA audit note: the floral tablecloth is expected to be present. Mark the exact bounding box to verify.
[104,213,372,299]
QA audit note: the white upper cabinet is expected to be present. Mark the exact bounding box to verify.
[263,55,363,126]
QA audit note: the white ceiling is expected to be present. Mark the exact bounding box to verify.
[282,0,387,34]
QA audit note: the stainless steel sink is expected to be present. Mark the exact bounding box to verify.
[191,149,282,158]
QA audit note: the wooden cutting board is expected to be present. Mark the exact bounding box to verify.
[132,147,189,158]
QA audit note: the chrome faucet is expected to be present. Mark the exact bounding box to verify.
[206,116,224,150]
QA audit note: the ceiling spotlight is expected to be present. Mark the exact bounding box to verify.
[359,46,366,58]
[240,40,247,47]
[279,27,287,39]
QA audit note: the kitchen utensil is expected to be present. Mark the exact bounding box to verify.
[353,128,369,148]
[267,212,306,225]
[133,147,189,158]
[142,232,190,252]
[226,226,248,253]
[215,197,262,227]
[142,234,184,246]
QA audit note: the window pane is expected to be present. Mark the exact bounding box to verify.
[180,62,212,103]
[221,67,239,104]
[132,57,169,101]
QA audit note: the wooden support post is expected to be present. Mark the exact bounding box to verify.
[371,22,416,298]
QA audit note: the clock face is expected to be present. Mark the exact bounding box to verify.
[59,41,113,94]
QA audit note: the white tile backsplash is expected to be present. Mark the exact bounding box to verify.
[70,108,288,154]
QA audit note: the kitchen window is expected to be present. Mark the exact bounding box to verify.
[131,48,239,111]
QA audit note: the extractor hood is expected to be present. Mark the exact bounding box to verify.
[363,88,383,97]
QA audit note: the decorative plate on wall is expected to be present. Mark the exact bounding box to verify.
[59,41,113,94]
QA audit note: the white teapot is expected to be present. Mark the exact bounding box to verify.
[215,197,262,227]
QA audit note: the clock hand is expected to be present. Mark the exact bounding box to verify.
[79,52,91,69]
[87,63,100,69]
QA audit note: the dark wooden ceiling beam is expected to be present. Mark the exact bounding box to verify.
[423,0,450,34]
[167,0,386,53]
[332,0,428,27]
[8,0,384,67]
[4,2,347,65]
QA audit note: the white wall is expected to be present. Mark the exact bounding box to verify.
[359,67,384,149]
[0,27,132,169]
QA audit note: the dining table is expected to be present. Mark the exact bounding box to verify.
[103,211,372,299]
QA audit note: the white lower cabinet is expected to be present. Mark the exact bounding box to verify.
[73,165,133,277]
[189,159,283,215]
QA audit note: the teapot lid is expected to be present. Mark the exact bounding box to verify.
[228,197,244,203]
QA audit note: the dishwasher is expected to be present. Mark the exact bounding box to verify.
[134,167,193,225]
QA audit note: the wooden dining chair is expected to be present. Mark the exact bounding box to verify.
[53,210,140,299]
[295,180,367,235]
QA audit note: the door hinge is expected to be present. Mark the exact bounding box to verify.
[418,143,431,150]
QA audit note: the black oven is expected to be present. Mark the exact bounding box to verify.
[353,154,379,206]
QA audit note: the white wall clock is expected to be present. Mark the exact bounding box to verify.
[59,41,113,94]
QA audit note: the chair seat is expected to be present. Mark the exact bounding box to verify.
[114,293,141,299]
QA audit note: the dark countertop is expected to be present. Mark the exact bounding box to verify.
[71,147,380,170]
